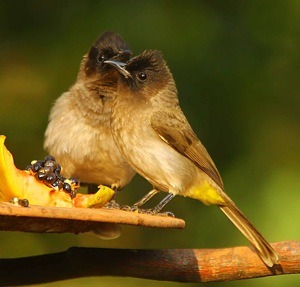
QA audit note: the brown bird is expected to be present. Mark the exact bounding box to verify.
[44,32,136,193]
[44,32,136,239]
[104,50,279,266]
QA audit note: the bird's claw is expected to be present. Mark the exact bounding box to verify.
[105,200,132,211]
[129,205,175,217]
[105,199,121,209]
[120,205,131,211]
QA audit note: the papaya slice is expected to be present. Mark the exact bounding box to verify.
[0,135,114,208]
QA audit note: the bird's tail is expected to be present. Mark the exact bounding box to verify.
[219,195,279,267]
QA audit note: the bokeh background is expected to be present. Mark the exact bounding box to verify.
[0,1,299,286]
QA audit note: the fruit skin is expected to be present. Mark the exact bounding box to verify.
[0,135,114,208]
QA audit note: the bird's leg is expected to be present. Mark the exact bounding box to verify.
[131,189,159,210]
[147,193,175,217]
[131,190,175,217]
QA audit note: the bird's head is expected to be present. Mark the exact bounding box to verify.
[83,31,132,79]
[104,50,176,102]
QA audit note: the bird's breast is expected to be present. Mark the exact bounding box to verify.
[111,108,198,193]
[44,91,135,187]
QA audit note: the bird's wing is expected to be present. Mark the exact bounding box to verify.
[151,110,224,188]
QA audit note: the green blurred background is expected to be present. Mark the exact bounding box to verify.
[0,0,299,286]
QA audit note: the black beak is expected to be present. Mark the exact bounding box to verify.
[111,49,132,62]
[104,59,132,79]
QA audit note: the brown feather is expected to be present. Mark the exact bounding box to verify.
[151,110,223,188]
[151,110,279,266]
[109,49,279,266]
[219,192,279,266]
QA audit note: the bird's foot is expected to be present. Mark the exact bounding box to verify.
[105,199,131,211]
[120,205,132,211]
[130,205,174,217]
[105,199,121,209]
[111,183,120,191]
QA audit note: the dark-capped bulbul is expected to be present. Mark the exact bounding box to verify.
[44,32,136,192]
[104,50,279,266]
[44,32,136,239]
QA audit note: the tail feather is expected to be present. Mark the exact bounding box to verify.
[219,197,279,267]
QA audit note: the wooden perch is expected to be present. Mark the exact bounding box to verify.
[0,241,299,286]
[0,202,185,233]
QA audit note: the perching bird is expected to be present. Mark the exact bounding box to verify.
[44,32,136,239]
[104,50,279,266]
[44,32,136,193]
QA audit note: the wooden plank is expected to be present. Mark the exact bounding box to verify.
[0,202,185,233]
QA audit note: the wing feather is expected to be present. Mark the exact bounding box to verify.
[151,110,223,188]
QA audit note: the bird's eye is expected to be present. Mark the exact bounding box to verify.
[97,54,105,63]
[137,72,147,82]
